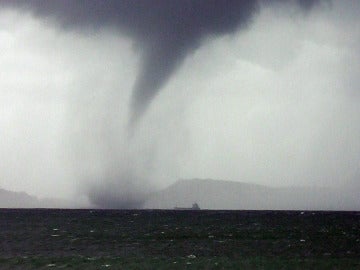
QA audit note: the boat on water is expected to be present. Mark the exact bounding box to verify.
[174,202,200,210]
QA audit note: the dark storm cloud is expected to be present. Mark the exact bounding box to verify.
[0,0,324,209]
[0,0,320,127]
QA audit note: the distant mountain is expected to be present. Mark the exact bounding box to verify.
[144,179,360,210]
[0,188,79,209]
[0,188,39,208]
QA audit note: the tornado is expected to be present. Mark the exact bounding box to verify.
[0,0,323,208]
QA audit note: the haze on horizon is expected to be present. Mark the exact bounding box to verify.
[0,0,359,209]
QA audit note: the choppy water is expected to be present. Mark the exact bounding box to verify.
[1,209,359,259]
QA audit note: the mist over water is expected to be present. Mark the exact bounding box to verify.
[1,0,360,209]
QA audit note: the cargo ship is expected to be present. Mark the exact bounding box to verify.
[174,202,200,210]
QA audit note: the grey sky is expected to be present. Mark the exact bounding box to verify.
[0,1,359,208]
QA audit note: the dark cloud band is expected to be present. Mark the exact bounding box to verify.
[0,0,320,128]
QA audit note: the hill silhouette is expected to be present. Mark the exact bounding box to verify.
[144,179,359,210]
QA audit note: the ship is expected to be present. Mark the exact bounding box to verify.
[174,202,200,210]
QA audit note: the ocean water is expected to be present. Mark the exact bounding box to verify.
[0,209,359,268]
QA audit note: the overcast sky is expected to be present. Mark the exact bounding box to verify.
[0,1,359,207]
